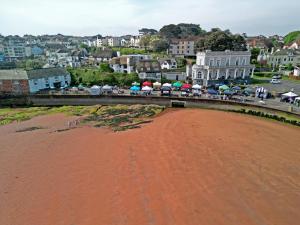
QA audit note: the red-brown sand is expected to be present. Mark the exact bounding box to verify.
[0,109,299,225]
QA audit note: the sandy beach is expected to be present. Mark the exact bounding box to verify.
[0,109,299,225]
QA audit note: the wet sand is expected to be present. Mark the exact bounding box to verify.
[0,109,299,225]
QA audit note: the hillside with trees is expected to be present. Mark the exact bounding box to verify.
[284,31,300,45]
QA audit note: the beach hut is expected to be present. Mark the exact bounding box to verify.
[142,81,152,87]
[153,81,162,90]
[89,85,102,95]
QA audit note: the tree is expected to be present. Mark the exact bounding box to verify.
[140,35,152,50]
[159,23,206,39]
[251,48,260,62]
[159,24,182,39]
[203,31,233,51]
[195,29,247,51]
[151,39,169,52]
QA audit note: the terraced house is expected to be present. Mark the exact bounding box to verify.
[190,50,255,86]
[0,70,29,95]
[27,68,71,93]
[168,39,196,57]
[267,49,300,67]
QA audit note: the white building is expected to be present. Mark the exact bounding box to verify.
[159,59,177,70]
[108,37,122,47]
[109,54,152,74]
[130,36,141,48]
[27,68,71,93]
[294,66,300,77]
[191,50,255,86]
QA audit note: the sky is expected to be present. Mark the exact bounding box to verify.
[0,0,299,37]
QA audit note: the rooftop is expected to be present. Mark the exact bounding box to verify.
[0,69,28,80]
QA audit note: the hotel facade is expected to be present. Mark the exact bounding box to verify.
[190,50,255,86]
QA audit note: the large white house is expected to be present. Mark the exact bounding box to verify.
[27,68,71,93]
[191,50,255,86]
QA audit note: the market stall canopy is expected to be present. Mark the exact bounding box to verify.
[207,89,219,95]
[161,86,172,91]
[90,85,101,95]
[244,87,255,93]
[153,82,162,87]
[224,90,234,95]
[173,81,183,88]
[182,83,192,89]
[282,92,298,98]
[130,86,140,91]
[232,86,241,91]
[162,83,172,87]
[132,82,140,86]
[142,86,153,91]
[143,81,152,87]
[192,84,202,89]
[219,85,230,91]
[102,85,113,91]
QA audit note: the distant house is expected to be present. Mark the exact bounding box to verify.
[267,49,300,67]
[136,60,161,80]
[31,46,44,56]
[159,59,177,70]
[162,71,186,81]
[27,68,71,93]
[109,55,152,73]
[246,36,268,49]
[0,52,5,62]
[294,66,300,77]
[130,36,141,48]
[168,39,196,57]
[91,49,117,64]
[0,69,29,95]
[284,40,300,50]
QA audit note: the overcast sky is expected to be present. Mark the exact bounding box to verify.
[0,0,299,36]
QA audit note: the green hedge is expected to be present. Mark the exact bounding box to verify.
[229,109,300,127]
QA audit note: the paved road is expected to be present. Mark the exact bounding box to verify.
[250,78,300,95]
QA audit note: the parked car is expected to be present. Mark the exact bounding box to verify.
[270,79,281,84]
[272,75,282,79]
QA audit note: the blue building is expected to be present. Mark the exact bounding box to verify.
[31,46,44,56]
[0,52,5,62]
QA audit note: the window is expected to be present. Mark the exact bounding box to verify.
[236,59,239,66]
[209,60,214,66]
[216,60,220,66]
[13,80,20,85]
[226,59,230,66]
[34,80,38,85]
[197,71,202,79]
